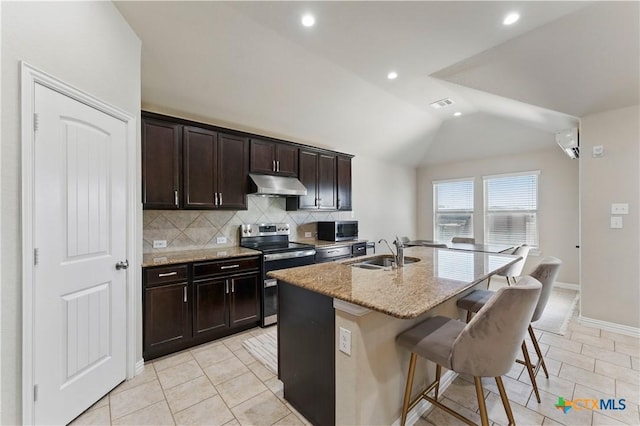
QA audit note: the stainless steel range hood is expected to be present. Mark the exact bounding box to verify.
[249,173,307,196]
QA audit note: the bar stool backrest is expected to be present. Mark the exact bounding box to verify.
[451,277,542,377]
[527,257,563,323]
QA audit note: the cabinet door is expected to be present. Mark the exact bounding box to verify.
[144,282,190,359]
[250,139,276,174]
[193,278,229,340]
[295,150,319,209]
[142,118,181,209]
[276,144,298,177]
[317,153,337,210]
[229,273,260,328]
[336,155,352,211]
[184,126,217,208]
[217,133,248,209]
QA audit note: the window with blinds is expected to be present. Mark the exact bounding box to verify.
[433,178,474,242]
[484,171,539,248]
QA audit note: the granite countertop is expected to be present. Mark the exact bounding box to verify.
[267,246,520,319]
[142,246,261,267]
[294,238,369,249]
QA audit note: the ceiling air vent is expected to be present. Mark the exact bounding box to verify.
[430,98,455,109]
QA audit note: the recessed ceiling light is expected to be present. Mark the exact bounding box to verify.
[301,14,315,27]
[454,112,462,117]
[503,12,520,25]
[387,71,398,80]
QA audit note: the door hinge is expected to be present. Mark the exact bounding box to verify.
[34,384,38,402]
[34,113,39,132]
[34,248,39,266]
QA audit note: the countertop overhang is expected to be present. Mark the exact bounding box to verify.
[267,246,521,319]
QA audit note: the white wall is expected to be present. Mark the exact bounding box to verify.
[417,147,579,284]
[1,3,141,423]
[352,155,417,252]
[580,105,639,328]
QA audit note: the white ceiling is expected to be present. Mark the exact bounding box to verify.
[115,1,639,166]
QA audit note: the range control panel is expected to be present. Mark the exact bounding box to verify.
[240,223,290,237]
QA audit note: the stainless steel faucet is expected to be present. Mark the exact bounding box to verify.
[378,236,405,267]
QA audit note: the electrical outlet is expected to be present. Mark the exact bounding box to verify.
[153,240,167,249]
[339,327,351,356]
[305,232,312,238]
[610,216,623,229]
[216,236,227,244]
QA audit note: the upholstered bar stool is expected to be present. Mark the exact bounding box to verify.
[456,257,562,403]
[451,236,475,244]
[489,244,531,287]
[396,278,542,426]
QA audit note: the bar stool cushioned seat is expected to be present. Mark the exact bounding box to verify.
[397,277,542,426]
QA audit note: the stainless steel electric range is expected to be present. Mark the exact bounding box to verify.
[239,223,316,326]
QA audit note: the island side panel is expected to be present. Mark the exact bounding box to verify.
[278,280,335,426]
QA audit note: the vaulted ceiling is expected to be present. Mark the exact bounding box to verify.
[115,1,639,166]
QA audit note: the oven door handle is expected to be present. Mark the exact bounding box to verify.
[265,278,277,288]
[263,249,316,262]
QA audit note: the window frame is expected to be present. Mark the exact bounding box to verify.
[483,170,540,251]
[432,177,475,242]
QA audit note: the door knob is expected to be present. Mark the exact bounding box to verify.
[115,260,129,270]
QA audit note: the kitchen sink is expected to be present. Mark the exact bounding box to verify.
[349,255,421,270]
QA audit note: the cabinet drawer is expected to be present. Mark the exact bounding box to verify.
[145,265,188,286]
[193,256,260,278]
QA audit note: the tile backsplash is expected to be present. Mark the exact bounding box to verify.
[143,196,353,253]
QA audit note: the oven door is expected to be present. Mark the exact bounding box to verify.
[262,252,316,326]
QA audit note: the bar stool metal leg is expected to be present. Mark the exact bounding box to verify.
[400,353,417,426]
[520,341,541,403]
[434,364,442,400]
[473,377,490,426]
[528,325,549,378]
[495,376,516,425]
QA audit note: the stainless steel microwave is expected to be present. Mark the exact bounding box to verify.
[317,221,358,242]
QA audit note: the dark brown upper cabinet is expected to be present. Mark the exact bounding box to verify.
[287,149,337,210]
[250,139,298,177]
[142,118,182,209]
[336,155,352,211]
[183,127,248,210]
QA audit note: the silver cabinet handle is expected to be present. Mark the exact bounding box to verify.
[218,192,222,205]
[115,260,129,270]
[158,271,177,277]
[174,190,178,206]
[225,282,229,294]
[183,286,187,302]
[273,160,276,172]
[220,264,239,270]
[232,281,235,293]
[276,161,280,172]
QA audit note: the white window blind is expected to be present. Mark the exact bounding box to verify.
[433,179,474,242]
[484,172,539,248]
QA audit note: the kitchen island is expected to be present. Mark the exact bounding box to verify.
[268,246,520,426]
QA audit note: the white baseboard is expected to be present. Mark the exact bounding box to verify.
[135,358,145,376]
[391,370,458,426]
[554,281,580,291]
[579,316,640,337]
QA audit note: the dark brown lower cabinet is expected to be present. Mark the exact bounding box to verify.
[144,282,191,360]
[143,256,260,360]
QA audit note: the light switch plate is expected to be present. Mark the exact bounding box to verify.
[216,236,227,244]
[339,327,351,356]
[305,232,312,238]
[610,216,623,229]
[611,203,629,215]
[153,240,167,249]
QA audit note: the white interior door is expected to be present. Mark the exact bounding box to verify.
[33,82,128,424]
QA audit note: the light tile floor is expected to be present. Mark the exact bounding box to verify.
[71,309,639,426]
